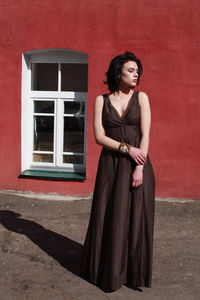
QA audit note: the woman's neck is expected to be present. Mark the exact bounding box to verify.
[114,87,134,96]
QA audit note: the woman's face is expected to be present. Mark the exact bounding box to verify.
[119,60,139,88]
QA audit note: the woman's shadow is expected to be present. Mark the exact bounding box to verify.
[0,210,83,277]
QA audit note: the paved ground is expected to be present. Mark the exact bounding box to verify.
[0,191,199,300]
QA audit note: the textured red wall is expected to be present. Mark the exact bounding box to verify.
[0,0,199,199]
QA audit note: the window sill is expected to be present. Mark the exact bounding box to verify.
[19,170,86,181]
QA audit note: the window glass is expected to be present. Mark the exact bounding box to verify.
[33,116,54,151]
[63,117,84,153]
[33,154,53,163]
[64,101,85,115]
[34,101,54,113]
[63,155,83,164]
[61,64,87,92]
[31,63,58,91]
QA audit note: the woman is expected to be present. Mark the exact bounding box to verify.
[81,52,156,292]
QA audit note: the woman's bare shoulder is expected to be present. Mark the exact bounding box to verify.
[138,91,150,107]
[138,91,149,99]
[94,94,104,106]
[95,94,104,100]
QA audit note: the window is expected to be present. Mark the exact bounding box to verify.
[21,49,88,179]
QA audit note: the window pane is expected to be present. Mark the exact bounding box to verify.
[34,101,54,113]
[34,116,54,151]
[63,155,83,164]
[63,117,84,152]
[31,63,58,91]
[33,153,53,163]
[64,101,85,115]
[61,64,88,92]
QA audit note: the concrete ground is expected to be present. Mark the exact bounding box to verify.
[0,191,199,300]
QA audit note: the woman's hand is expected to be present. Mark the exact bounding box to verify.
[132,166,143,187]
[129,146,146,165]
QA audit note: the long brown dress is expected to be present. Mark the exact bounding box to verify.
[81,91,156,292]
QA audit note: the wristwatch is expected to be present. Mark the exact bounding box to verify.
[118,143,131,154]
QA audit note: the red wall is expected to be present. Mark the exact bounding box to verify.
[0,0,199,199]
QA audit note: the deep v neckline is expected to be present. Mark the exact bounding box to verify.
[107,92,135,120]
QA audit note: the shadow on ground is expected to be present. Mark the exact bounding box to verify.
[0,210,83,277]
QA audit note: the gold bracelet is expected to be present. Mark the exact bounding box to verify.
[118,143,131,154]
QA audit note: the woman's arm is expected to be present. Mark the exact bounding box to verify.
[135,91,151,170]
[131,92,152,186]
[93,95,121,150]
[93,95,146,165]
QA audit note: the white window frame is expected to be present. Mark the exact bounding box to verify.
[21,49,88,173]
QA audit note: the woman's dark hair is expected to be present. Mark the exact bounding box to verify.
[104,51,143,92]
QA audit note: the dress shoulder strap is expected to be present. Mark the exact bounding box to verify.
[102,93,108,100]
[135,90,140,105]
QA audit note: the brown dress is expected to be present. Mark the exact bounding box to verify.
[81,91,156,292]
